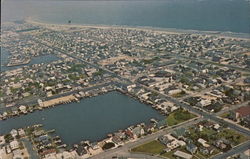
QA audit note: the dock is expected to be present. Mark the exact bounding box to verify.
[41,95,78,108]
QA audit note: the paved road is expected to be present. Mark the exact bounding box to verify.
[138,83,250,137]
[169,54,250,73]
[32,38,132,85]
[114,153,165,159]
[33,37,250,158]
[212,141,250,159]
[89,118,202,159]
[21,138,40,159]
[216,101,250,116]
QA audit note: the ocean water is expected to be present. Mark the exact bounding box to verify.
[1,0,250,33]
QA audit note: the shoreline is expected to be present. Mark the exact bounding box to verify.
[25,17,250,40]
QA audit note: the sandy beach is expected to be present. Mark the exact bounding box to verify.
[25,17,250,40]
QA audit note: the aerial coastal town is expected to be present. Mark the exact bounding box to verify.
[0,20,250,159]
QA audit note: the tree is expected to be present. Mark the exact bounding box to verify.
[102,142,115,150]
[4,134,14,143]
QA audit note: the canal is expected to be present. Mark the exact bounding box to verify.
[0,48,60,72]
[0,91,164,146]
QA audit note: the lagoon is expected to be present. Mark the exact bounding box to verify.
[0,91,164,145]
[0,48,60,72]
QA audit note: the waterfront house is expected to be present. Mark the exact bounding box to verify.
[10,129,18,138]
[90,142,99,150]
[156,119,167,129]
[17,129,25,137]
[143,123,155,134]
[35,135,50,145]
[114,132,126,140]
[131,126,144,138]
[76,145,87,156]
[112,136,122,145]
[19,105,27,114]
[33,130,45,137]
[124,130,134,139]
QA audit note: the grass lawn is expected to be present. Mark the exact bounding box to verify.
[220,112,229,118]
[167,109,196,126]
[131,140,165,155]
[161,151,176,159]
[217,129,249,145]
[161,146,220,159]
[161,146,188,159]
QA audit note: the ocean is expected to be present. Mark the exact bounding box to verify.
[2,0,250,33]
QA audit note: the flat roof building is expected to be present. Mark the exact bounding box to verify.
[174,150,192,159]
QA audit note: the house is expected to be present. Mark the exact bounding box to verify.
[18,129,25,137]
[173,150,192,159]
[156,119,168,129]
[198,138,210,147]
[19,105,27,113]
[112,136,122,145]
[199,146,215,155]
[158,135,170,145]
[213,124,221,131]
[231,106,250,122]
[0,136,5,145]
[164,134,186,150]
[239,149,250,159]
[35,135,50,145]
[131,126,144,138]
[10,129,18,138]
[168,89,182,96]
[186,143,197,154]
[89,142,99,150]
[33,129,45,137]
[10,140,19,150]
[197,99,211,107]
[214,140,228,150]
[76,145,87,156]
[114,132,126,140]
[143,123,155,134]
[40,149,57,157]
[172,127,186,139]
[124,130,134,139]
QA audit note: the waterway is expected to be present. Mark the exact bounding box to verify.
[0,48,60,72]
[0,91,164,145]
